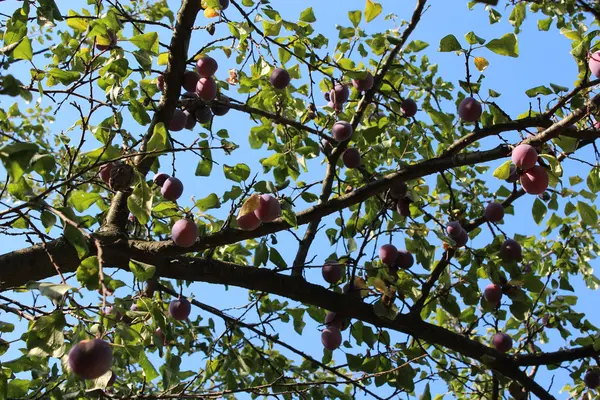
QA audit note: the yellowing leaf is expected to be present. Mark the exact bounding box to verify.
[365,0,382,23]
[238,194,260,217]
[474,56,489,72]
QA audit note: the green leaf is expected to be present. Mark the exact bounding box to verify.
[138,350,159,381]
[263,20,282,36]
[147,122,170,153]
[26,282,73,301]
[0,142,38,182]
[129,260,156,281]
[587,167,600,193]
[532,198,547,225]
[128,100,151,126]
[485,33,519,57]
[129,32,159,55]
[66,11,89,32]
[364,0,382,23]
[525,86,552,97]
[348,10,362,28]
[77,256,99,290]
[269,247,287,269]
[493,160,512,180]
[577,201,597,225]
[438,34,462,52]
[68,190,101,213]
[7,379,29,397]
[127,179,153,225]
[223,163,250,182]
[465,31,485,45]
[48,69,81,85]
[195,193,220,211]
[13,36,32,61]
[299,7,316,23]
[59,207,88,258]
[195,140,212,177]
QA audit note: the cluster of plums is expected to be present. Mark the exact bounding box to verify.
[157,55,229,131]
[508,143,549,195]
[153,172,198,248]
[387,181,412,217]
[236,194,281,231]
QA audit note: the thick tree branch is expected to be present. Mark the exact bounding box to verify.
[515,344,600,366]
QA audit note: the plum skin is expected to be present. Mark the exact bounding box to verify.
[322,263,344,284]
[483,283,502,305]
[446,221,463,239]
[68,339,113,380]
[395,250,414,269]
[182,70,200,93]
[342,148,361,168]
[332,121,353,142]
[254,194,281,223]
[169,298,191,320]
[485,202,504,223]
[491,332,512,353]
[195,106,213,124]
[352,72,374,92]
[500,238,522,261]
[153,172,169,187]
[161,177,184,201]
[169,109,187,132]
[520,166,549,195]
[184,110,196,130]
[454,229,468,247]
[584,369,600,389]
[458,97,482,122]
[171,219,198,248]
[330,84,349,104]
[512,144,538,170]
[589,50,600,78]
[321,326,342,350]
[325,311,344,329]
[99,163,113,185]
[195,77,217,101]
[237,211,261,231]
[379,244,398,266]
[196,56,218,78]
[270,68,291,89]
[389,181,408,199]
[401,99,417,118]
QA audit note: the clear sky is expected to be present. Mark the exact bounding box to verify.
[0,0,597,398]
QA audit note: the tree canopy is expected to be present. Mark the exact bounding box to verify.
[2,0,600,399]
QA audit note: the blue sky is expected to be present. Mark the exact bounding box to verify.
[0,0,598,398]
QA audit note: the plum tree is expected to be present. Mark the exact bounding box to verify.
[68,339,113,380]
[171,219,198,247]
[589,51,600,78]
[520,166,549,195]
[511,144,538,170]
[500,238,522,261]
[332,121,353,141]
[491,332,513,353]
[584,369,600,389]
[330,83,349,105]
[254,194,281,222]
[400,98,418,118]
[484,202,504,222]
[182,70,200,93]
[153,172,169,187]
[4,2,600,399]
[196,77,217,101]
[322,263,344,284]
[458,97,482,122]
[169,297,192,320]
[483,283,502,306]
[169,109,188,132]
[161,176,184,201]
[321,326,342,350]
[379,244,398,266]
[342,148,361,168]
[270,68,291,89]
[352,72,374,92]
[196,56,218,78]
